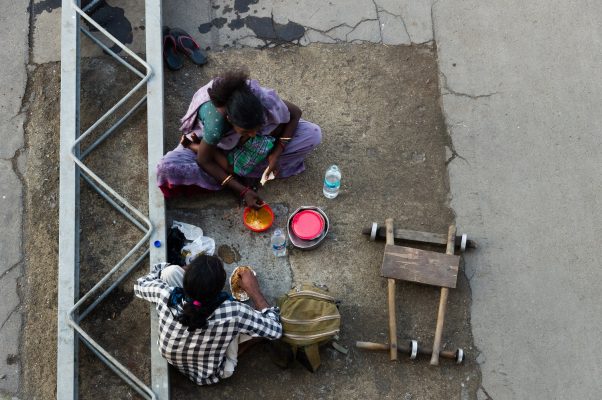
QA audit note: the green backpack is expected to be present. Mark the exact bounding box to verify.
[277,284,342,372]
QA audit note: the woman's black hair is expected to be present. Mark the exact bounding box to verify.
[177,255,227,331]
[208,69,265,130]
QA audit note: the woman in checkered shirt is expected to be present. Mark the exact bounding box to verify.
[135,255,282,385]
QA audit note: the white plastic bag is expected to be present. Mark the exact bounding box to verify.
[172,220,204,241]
[171,220,215,263]
[182,236,216,264]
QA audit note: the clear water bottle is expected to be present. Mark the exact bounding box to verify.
[323,165,341,199]
[271,228,287,257]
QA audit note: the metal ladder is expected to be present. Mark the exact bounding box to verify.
[57,0,169,398]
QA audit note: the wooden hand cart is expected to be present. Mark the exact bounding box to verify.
[356,218,465,365]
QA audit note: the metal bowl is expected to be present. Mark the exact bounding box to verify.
[287,206,329,250]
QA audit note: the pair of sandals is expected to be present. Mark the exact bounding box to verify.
[163,27,207,70]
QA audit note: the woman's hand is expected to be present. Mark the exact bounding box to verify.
[180,135,192,148]
[181,135,201,153]
[238,269,260,295]
[238,268,269,310]
[243,189,264,209]
[266,146,283,177]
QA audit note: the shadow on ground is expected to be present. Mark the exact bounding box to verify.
[22,44,480,399]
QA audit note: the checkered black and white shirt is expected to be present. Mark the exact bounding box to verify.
[134,263,282,385]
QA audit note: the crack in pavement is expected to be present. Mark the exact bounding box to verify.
[371,0,385,43]
[445,129,469,166]
[441,72,498,99]
[345,18,380,42]
[480,385,494,399]
[0,261,23,282]
[0,307,18,335]
[300,17,381,45]
[203,1,439,48]
[431,0,440,46]
[446,149,468,165]
[373,1,413,43]
[379,8,412,43]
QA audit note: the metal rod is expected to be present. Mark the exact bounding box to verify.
[80,27,146,78]
[80,96,147,160]
[77,250,149,321]
[82,174,147,232]
[81,0,103,13]
[72,326,156,399]
[81,340,151,399]
[57,0,81,397]
[144,0,170,396]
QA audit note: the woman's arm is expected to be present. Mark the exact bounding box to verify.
[134,262,172,305]
[266,100,302,175]
[271,100,302,140]
[196,141,264,208]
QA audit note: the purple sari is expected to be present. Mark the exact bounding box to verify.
[157,79,322,198]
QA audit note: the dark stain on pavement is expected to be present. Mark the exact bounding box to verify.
[199,17,227,33]
[30,0,61,16]
[228,16,245,30]
[245,16,305,42]
[218,244,241,264]
[6,354,19,365]
[85,1,133,53]
[234,0,258,13]
[198,15,305,43]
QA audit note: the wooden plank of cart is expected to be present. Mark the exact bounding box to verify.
[356,218,465,365]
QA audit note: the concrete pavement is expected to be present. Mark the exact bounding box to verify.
[0,0,28,397]
[434,1,602,398]
[14,0,602,398]
[32,0,435,64]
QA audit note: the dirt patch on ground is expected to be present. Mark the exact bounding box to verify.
[22,44,480,399]
[21,62,61,400]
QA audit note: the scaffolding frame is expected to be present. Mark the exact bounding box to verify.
[57,0,169,398]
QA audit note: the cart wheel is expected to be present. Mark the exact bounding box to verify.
[370,222,378,241]
[456,348,464,364]
[460,234,468,252]
[409,340,418,360]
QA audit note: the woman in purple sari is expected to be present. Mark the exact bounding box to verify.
[157,70,322,206]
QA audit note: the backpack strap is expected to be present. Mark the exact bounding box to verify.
[304,343,321,372]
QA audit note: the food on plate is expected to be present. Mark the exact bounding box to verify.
[244,206,272,230]
[230,266,253,301]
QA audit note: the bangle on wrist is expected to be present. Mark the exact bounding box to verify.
[221,174,234,186]
[239,186,251,197]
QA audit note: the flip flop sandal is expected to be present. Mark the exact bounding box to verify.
[163,26,183,71]
[170,27,208,66]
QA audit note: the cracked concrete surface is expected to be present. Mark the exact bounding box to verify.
[434,0,602,398]
[165,0,434,50]
[0,0,28,396]
[31,0,435,64]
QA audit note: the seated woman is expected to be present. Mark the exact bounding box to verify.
[134,255,282,385]
[157,70,322,207]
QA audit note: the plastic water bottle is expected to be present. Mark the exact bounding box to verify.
[323,165,341,199]
[271,229,287,257]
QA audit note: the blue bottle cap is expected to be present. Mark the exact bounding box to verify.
[153,240,161,248]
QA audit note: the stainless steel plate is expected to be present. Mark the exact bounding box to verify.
[287,206,329,250]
